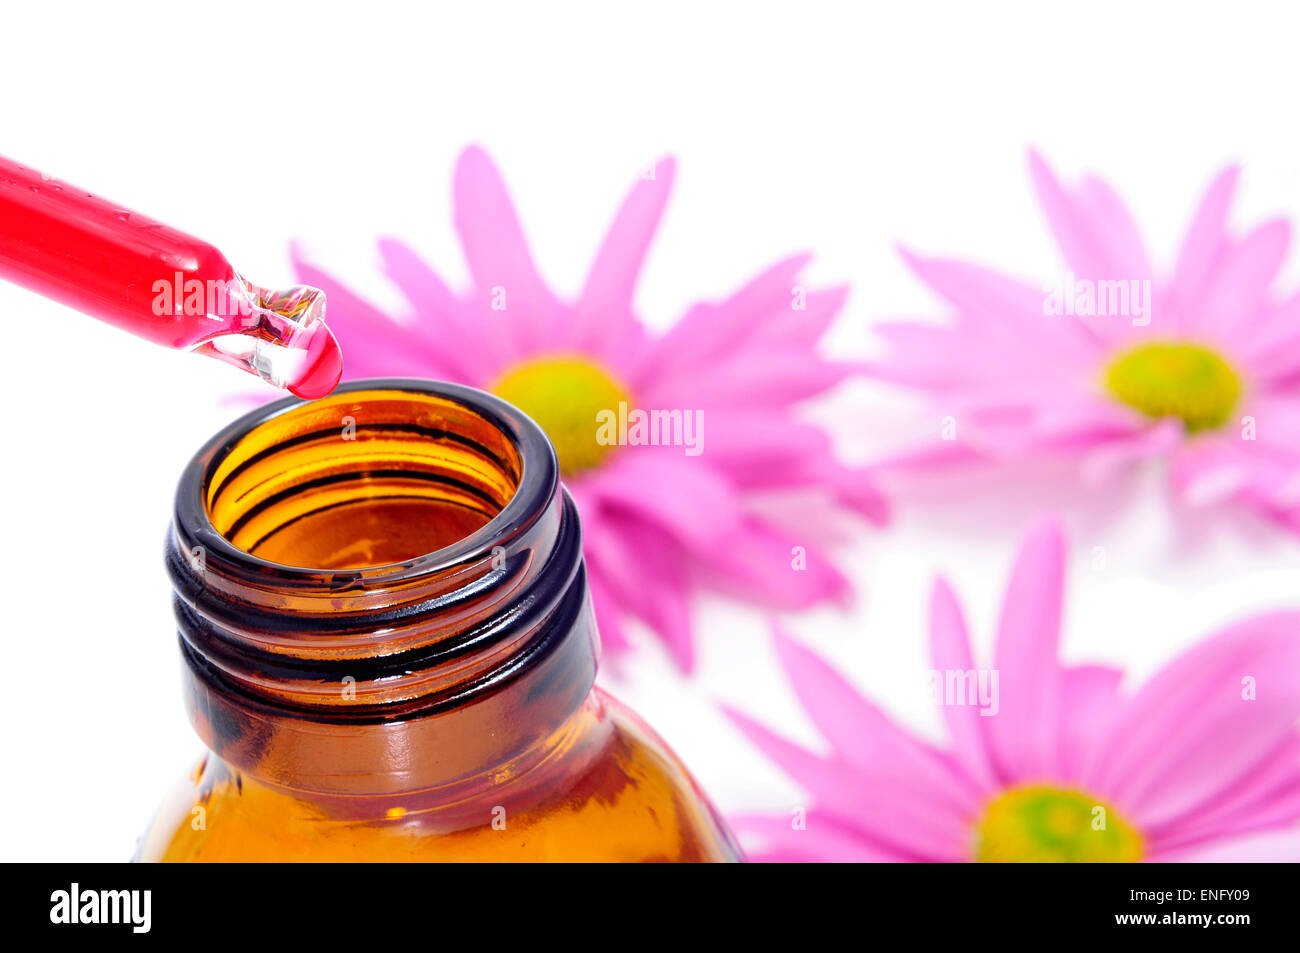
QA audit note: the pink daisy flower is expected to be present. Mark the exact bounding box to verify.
[871,152,1300,528]
[292,146,887,671]
[726,520,1300,862]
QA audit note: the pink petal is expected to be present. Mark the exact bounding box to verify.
[928,578,999,791]
[452,145,561,356]
[1056,664,1124,783]
[750,285,850,349]
[1192,220,1291,338]
[573,157,675,355]
[584,564,631,655]
[814,460,892,526]
[773,624,980,801]
[732,812,910,862]
[1026,152,1114,279]
[865,321,994,388]
[896,248,1098,364]
[641,350,857,410]
[585,452,745,552]
[1168,436,1255,508]
[683,411,888,523]
[1152,823,1300,862]
[1085,612,1300,829]
[292,247,458,380]
[1235,291,1300,382]
[1150,737,1300,850]
[723,707,974,860]
[1168,165,1240,325]
[632,254,812,387]
[375,237,502,382]
[680,409,833,470]
[986,519,1066,782]
[695,518,852,609]
[583,513,696,670]
[1080,418,1184,484]
[1077,174,1154,283]
[1026,151,1151,346]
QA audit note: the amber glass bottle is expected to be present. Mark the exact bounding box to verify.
[136,379,741,862]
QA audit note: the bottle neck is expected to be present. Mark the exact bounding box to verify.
[167,380,599,798]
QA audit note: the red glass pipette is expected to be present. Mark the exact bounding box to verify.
[0,154,342,399]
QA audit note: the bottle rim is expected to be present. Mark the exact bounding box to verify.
[172,377,559,585]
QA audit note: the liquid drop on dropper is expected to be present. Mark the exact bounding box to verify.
[195,279,344,400]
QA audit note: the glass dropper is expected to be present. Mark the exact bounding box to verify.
[0,154,343,399]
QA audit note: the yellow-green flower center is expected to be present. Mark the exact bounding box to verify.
[974,785,1143,863]
[492,356,631,475]
[1103,341,1241,433]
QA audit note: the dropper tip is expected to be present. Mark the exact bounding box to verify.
[286,321,344,399]
[195,279,344,399]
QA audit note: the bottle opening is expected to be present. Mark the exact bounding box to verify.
[168,379,595,794]
[204,387,524,570]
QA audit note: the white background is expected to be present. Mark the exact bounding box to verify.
[3,1,1300,860]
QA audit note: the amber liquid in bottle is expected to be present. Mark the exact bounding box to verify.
[137,380,741,862]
